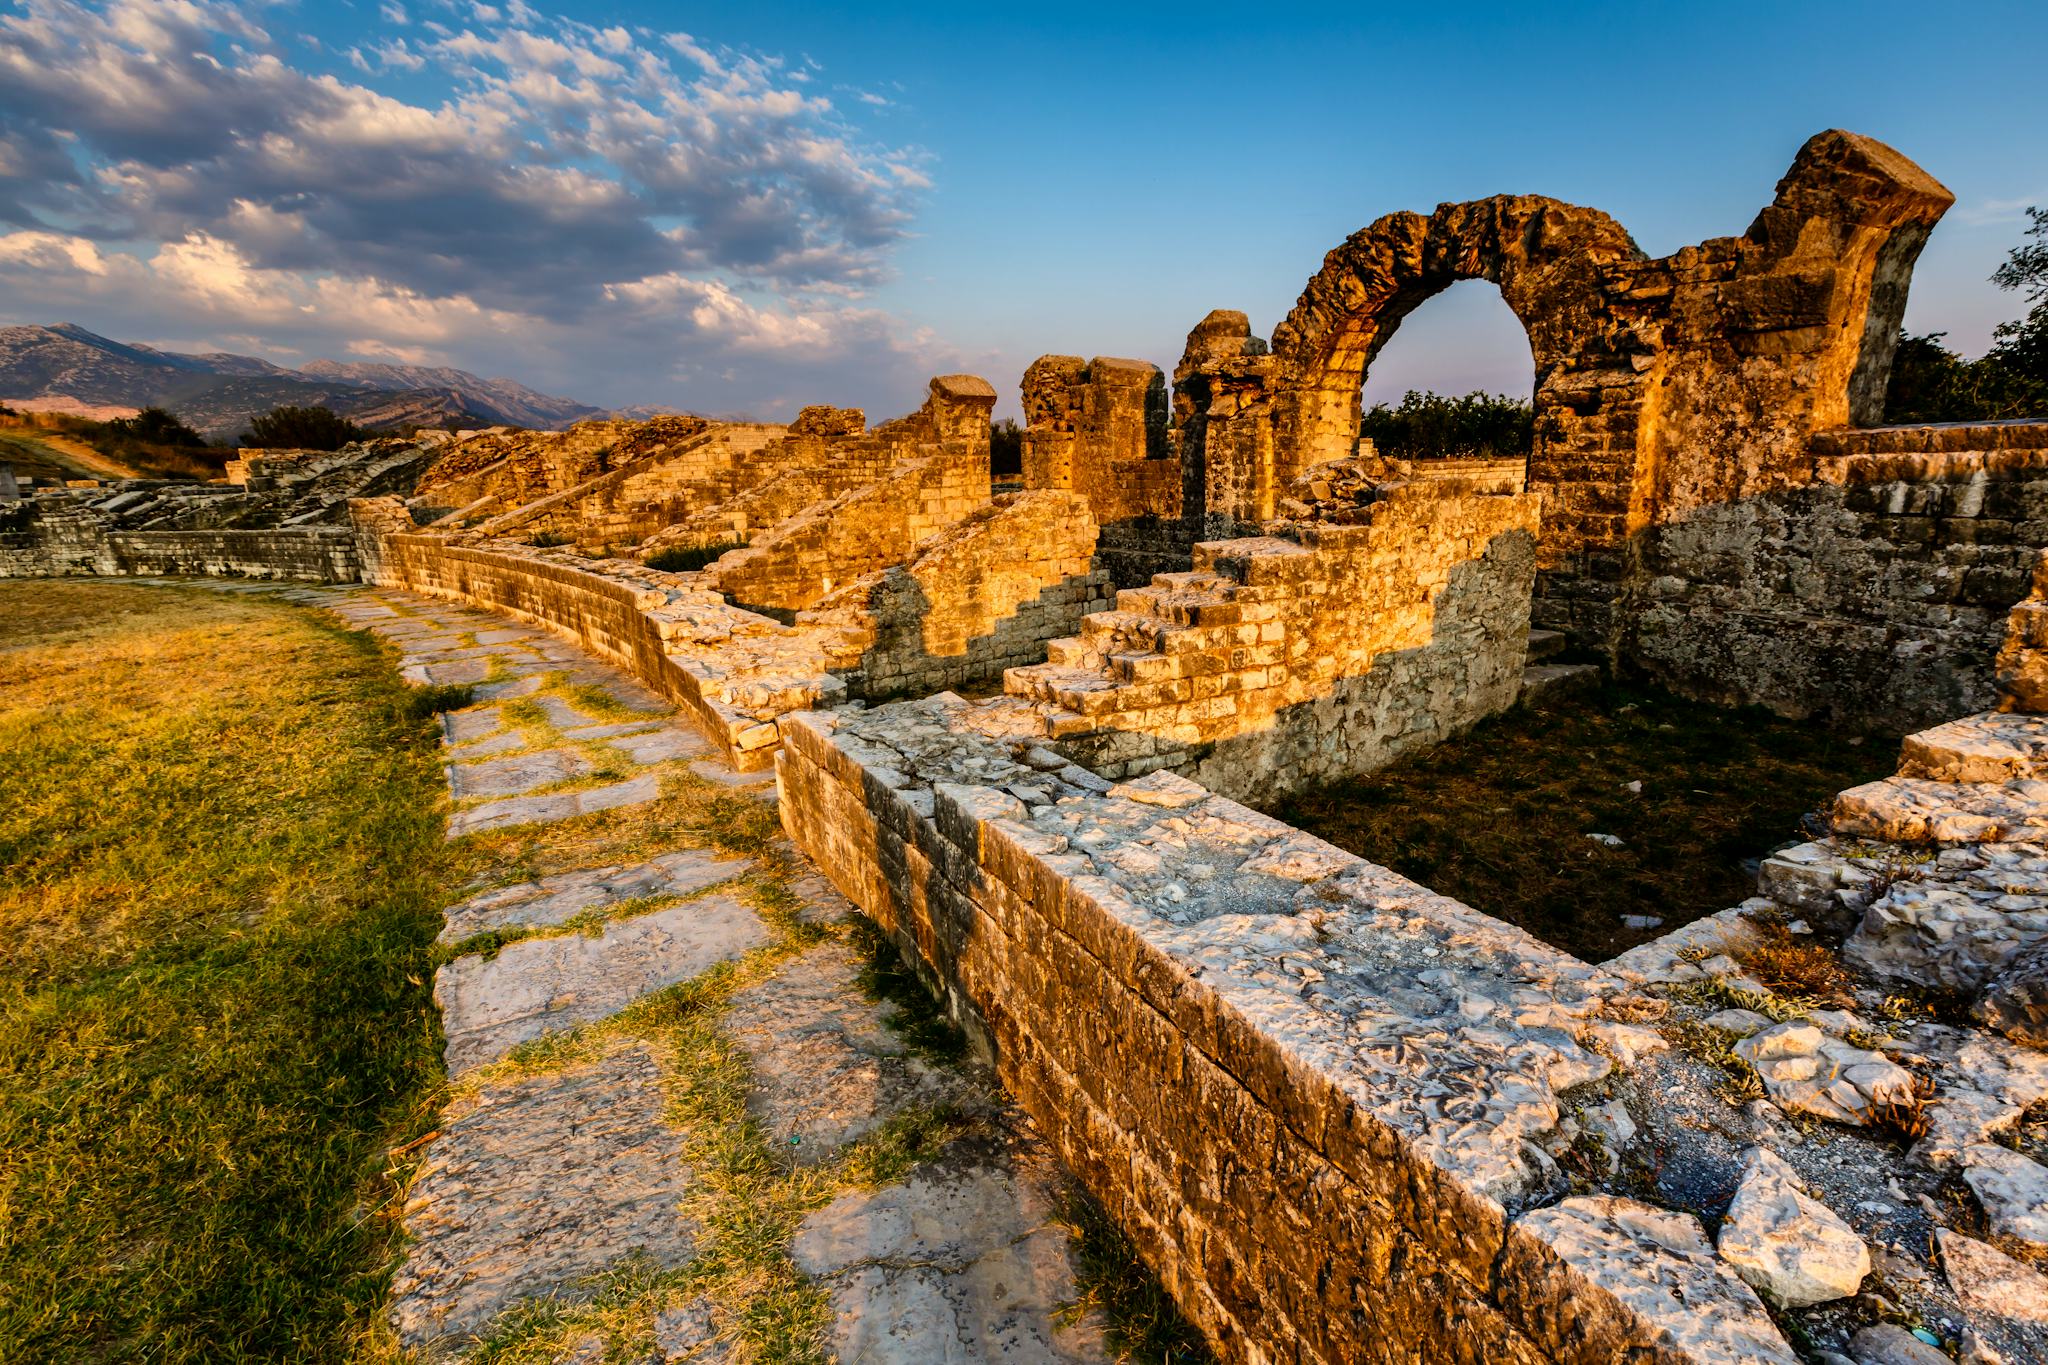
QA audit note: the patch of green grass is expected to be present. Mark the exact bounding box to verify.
[1054,1183,1216,1364]
[1271,684,1897,960]
[849,917,967,1064]
[0,581,450,1362]
[400,681,477,724]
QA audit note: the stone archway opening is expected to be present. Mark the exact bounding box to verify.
[1353,279,1538,467]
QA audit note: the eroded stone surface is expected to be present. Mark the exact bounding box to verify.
[440,850,747,944]
[436,895,767,1074]
[790,1147,1105,1364]
[1960,1143,2048,1249]
[1937,1228,2048,1361]
[389,1043,695,1348]
[724,941,972,1162]
[447,772,663,837]
[1901,711,2048,783]
[1716,1146,1869,1306]
[448,747,594,800]
[1732,1021,1917,1127]
[1512,1197,1798,1365]
[1832,777,2048,844]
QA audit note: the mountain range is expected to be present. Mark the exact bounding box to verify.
[0,323,612,436]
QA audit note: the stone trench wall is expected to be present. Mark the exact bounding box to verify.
[1004,480,1544,802]
[0,499,360,582]
[1535,423,2048,732]
[776,697,1796,1365]
[797,490,1115,699]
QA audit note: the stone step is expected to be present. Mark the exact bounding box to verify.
[1899,711,2048,783]
[1520,662,1599,706]
[1831,776,2048,844]
[1527,628,1567,663]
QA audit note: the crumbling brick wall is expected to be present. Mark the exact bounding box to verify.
[798,490,1113,698]
[1006,480,1542,801]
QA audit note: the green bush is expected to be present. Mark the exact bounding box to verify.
[1883,207,2048,423]
[237,405,365,451]
[646,539,746,573]
[1359,389,1533,460]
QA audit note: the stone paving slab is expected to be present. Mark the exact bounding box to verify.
[390,1043,697,1349]
[443,707,506,744]
[791,1147,1106,1364]
[447,772,663,838]
[440,849,750,945]
[606,727,711,766]
[447,747,594,800]
[725,941,973,1162]
[436,894,769,1075]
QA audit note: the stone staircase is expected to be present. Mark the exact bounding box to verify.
[1520,626,1599,704]
[1832,710,2048,844]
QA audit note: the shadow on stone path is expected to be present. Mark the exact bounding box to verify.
[141,579,1110,1363]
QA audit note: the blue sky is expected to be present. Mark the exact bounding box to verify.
[2,0,2043,419]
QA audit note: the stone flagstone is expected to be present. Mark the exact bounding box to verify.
[447,747,594,800]
[389,1043,696,1349]
[439,849,748,945]
[436,894,769,1075]
[447,772,663,838]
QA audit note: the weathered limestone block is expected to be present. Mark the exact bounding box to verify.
[1997,548,2048,712]
[1832,776,2048,844]
[1715,1146,1869,1306]
[1978,937,2048,1047]
[1936,1228,2048,1362]
[438,849,746,944]
[1901,711,2048,783]
[1731,1021,1917,1126]
[1505,1197,1797,1365]
[1960,1142,2048,1248]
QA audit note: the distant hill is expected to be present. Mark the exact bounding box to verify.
[0,323,603,438]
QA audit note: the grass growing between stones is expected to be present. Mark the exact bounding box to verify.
[0,581,451,1363]
[1272,683,1897,961]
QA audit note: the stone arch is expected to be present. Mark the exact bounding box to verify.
[1265,195,1645,484]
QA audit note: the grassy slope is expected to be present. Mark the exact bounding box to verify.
[0,582,448,1362]
[1273,684,1898,962]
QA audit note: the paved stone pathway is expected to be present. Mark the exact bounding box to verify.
[132,579,1110,1362]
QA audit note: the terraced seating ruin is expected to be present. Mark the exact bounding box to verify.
[10,129,2048,1364]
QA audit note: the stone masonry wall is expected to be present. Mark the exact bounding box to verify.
[1005,481,1543,802]
[0,498,360,582]
[797,490,1114,699]
[1021,354,1187,589]
[776,697,1799,1365]
[1535,422,2048,732]
[1177,131,1953,565]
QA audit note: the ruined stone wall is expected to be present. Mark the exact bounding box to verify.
[1176,132,1954,566]
[1005,481,1542,801]
[0,498,359,582]
[711,451,991,616]
[1536,422,2048,732]
[797,490,1114,699]
[1021,355,1189,589]
[777,698,1797,1365]
[478,423,785,547]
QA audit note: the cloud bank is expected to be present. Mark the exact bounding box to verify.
[0,0,961,414]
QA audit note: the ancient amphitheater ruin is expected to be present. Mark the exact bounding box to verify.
[9,130,2048,1363]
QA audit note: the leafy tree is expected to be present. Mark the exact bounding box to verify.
[1358,389,1533,460]
[237,405,366,451]
[1884,208,2048,422]
[105,406,206,448]
[989,417,1023,477]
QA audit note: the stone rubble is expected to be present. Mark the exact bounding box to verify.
[1715,1146,1870,1306]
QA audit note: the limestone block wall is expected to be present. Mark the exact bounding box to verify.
[360,528,845,768]
[776,697,1797,1365]
[797,490,1115,699]
[0,498,360,582]
[1997,547,2048,712]
[1021,355,1187,589]
[1177,131,1954,565]
[710,451,990,616]
[1535,422,2048,732]
[1006,481,1543,801]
